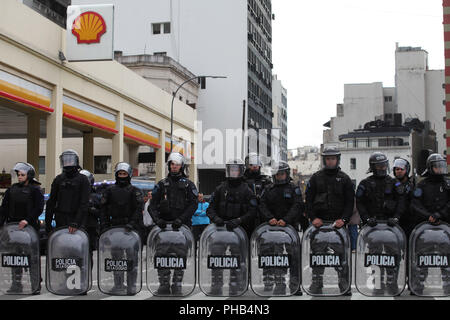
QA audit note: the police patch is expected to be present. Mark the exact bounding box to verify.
[413,188,423,198]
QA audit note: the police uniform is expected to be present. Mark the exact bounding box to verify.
[410,175,450,294]
[243,169,271,227]
[0,182,44,292]
[149,174,198,295]
[258,181,303,294]
[356,175,405,294]
[206,179,257,294]
[305,167,355,293]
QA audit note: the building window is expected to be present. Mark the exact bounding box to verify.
[152,23,161,34]
[384,96,392,102]
[163,22,171,34]
[94,156,112,174]
[350,158,356,170]
[154,52,167,56]
[38,156,45,175]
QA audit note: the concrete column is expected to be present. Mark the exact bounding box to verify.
[111,111,124,179]
[45,86,63,192]
[128,143,139,174]
[83,131,94,172]
[155,129,166,182]
[27,114,40,174]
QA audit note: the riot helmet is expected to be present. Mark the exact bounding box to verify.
[393,158,410,179]
[13,162,39,184]
[114,162,132,177]
[79,169,95,185]
[321,146,341,170]
[368,152,389,177]
[424,153,447,176]
[167,152,186,177]
[59,149,80,168]
[271,161,290,185]
[226,159,245,180]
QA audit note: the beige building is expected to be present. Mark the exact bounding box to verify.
[0,0,197,192]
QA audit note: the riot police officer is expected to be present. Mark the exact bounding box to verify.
[0,162,44,293]
[206,159,258,295]
[305,146,355,295]
[410,153,450,295]
[45,150,90,235]
[79,170,101,268]
[356,152,405,295]
[393,158,415,238]
[148,152,198,295]
[100,162,143,295]
[259,161,303,295]
[243,152,271,228]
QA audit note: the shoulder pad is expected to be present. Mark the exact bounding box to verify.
[413,188,423,198]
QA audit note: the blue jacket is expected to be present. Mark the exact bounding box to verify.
[192,202,210,226]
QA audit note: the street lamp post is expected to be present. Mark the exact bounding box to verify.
[170,75,226,152]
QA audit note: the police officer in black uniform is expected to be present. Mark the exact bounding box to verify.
[0,162,44,293]
[149,152,198,295]
[356,152,405,295]
[79,170,101,268]
[243,152,271,228]
[305,146,355,295]
[410,153,450,295]
[393,158,415,238]
[207,159,258,295]
[45,150,90,235]
[259,161,303,295]
[100,162,143,295]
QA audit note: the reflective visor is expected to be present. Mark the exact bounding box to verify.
[226,164,244,178]
[13,162,31,174]
[60,154,78,168]
[431,160,448,175]
[393,158,407,170]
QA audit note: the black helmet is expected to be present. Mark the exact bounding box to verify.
[321,146,341,169]
[424,153,447,176]
[167,152,186,177]
[13,162,39,184]
[271,161,290,185]
[226,159,245,180]
[393,158,410,177]
[114,162,132,177]
[368,152,389,177]
[59,149,80,168]
[79,169,95,185]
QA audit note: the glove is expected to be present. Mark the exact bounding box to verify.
[172,219,183,229]
[387,218,399,227]
[225,218,241,231]
[157,219,167,229]
[213,216,224,227]
[431,212,441,220]
[366,217,377,227]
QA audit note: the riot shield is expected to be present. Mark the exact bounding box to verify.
[0,223,40,294]
[355,222,406,296]
[98,226,142,295]
[199,224,249,297]
[409,221,450,297]
[46,227,91,295]
[250,223,301,296]
[302,222,351,296]
[146,224,195,296]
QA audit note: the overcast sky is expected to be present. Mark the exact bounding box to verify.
[271,0,445,149]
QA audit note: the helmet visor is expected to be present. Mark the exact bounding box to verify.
[13,162,31,175]
[226,164,244,178]
[430,160,448,175]
[60,154,78,168]
[115,163,131,176]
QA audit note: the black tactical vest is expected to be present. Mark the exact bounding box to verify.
[218,182,249,220]
[8,184,33,221]
[361,176,397,219]
[55,173,85,214]
[264,183,295,219]
[106,184,135,224]
[312,170,346,217]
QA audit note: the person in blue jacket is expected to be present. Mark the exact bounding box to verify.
[191,193,210,243]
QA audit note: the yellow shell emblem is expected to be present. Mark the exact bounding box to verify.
[72,11,106,44]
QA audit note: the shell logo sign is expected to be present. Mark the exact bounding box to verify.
[66,4,114,61]
[71,11,106,44]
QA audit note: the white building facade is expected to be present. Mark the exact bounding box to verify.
[272,75,288,161]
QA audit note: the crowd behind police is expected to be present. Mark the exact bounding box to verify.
[0,146,448,296]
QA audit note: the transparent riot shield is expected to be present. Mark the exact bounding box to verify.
[409,221,450,297]
[250,223,301,297]
[355,221,406,296]
[98,226,142,295]
[46,227,91,295]
[302,222,351,296]
[0,223,40,294]
[199,224,249,297]
[146,224,195,296]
